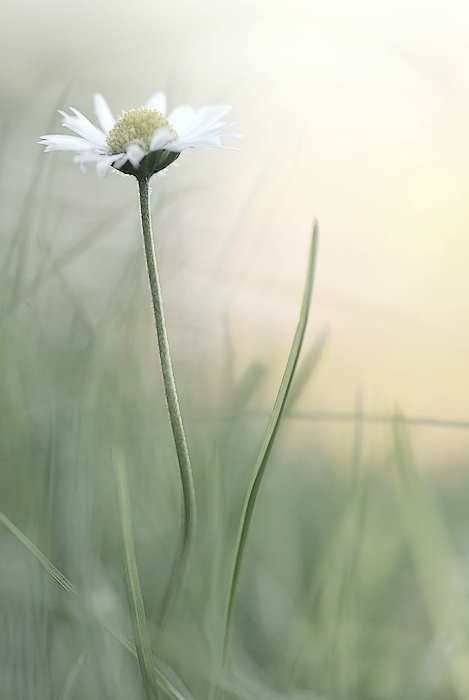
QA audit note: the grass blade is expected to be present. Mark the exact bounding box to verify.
[0,510,84,602]
[0,509,194,700]
[222,220,319,661]
[113,447,161,700]
[285,327,328,412]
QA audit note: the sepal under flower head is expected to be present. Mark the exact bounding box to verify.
[119,149,180,178]
[39,91,241,178]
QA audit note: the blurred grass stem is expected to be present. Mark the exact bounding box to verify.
[137,175,196,621]
[0,509,194,700]
[114,449,160,700]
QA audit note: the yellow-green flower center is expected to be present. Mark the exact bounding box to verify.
[106,108,176,154]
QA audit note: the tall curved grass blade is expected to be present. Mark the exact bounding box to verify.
[222,220,319,661]
[285,326,328,412]
[0,509,194,700]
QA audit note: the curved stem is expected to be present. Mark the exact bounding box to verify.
[137,175,196,623]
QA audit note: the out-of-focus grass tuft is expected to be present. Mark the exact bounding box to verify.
[1,122,469,700]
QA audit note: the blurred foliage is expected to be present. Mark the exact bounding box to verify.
[1,132,469,700]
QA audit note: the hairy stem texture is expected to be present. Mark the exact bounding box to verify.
[137,175,196,620]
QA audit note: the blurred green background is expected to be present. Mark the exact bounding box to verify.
[1,1,469,698]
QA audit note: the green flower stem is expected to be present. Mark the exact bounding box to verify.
[137,175,196,618]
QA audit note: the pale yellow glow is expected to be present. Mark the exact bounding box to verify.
[2,0,469,465]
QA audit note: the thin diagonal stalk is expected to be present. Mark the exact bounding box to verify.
[137,175,196,622]
[222,221,319,662]
[113,448,159,700]
[0,509,194,700]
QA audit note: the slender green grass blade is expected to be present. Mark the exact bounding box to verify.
[113,447,161,700]
[222,220,319,661]
[285,327,328,412]
[0,510,83,602]
[0,509,194,700]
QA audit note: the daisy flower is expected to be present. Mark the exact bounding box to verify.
[39,91,240,178]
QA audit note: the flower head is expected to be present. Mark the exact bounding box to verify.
[39,92,240,178]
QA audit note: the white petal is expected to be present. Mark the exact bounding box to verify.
[176,105,232,139]
[59,108,107,148]
[93,94,115,133]
[181,120,239,142]
[126,143,147,167]
[149,126,174,151]
[96,154,120,178]
[74,151,123,176]
[156,167,169,177]
[167,137,222,151]
[167,105,195,134]
[144,92,167,115]
[72,154,98,173]
[165,105,240,151]
[113,153,128,169]
[39,134,99,152]
[74,151,107,164]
